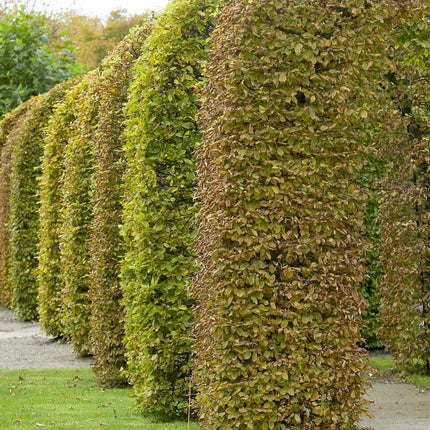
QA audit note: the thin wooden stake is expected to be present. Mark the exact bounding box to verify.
[187,378,192,430]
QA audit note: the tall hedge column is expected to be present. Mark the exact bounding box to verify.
[89,27,149,386]
[192,0,393,428]
[9,87,67,321]
[38,77,81,337]
[0,104,31,308]
[378,2,430,374]
[60,75,98,355]
[121,0,218,418]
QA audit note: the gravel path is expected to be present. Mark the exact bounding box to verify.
[0,305,91,369]
[1,305,429,429]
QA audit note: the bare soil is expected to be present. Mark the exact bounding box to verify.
[0,305,429,429]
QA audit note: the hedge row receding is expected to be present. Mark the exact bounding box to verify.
[9,85,73,321]
[0,0,429,425]
[38,77,81,336]
[0,103,31,308]
[121,0,219,418]
[378,3,430,374]
[60,73,98,356]
[89,25,150,386]
[192,0,399,428]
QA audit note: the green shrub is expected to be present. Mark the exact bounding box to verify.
[121,0,218,417]
[60,74,98,355]
[9,86,68,321]
[192,1,395,428]
[0,8,83,119]
[89,26,150,386]
[37,77,81,336]
[358,158,386,350]
[378,3,430,374]
[0,103,31,307]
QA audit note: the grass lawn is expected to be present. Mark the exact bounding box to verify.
[367,356,430,389]
[0,368,200,430]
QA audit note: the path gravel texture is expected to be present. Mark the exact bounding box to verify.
[0,305,91,369]
[0,305,429,429]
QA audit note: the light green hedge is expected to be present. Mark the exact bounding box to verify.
[89,26,150,386]
[60,74,98,355]
[38,77,82,336]
[121,0,219,418]
[9,86,68,321]
[0,103,32,308]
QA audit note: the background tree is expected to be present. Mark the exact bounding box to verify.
[0,7,83,118]
[49,9,152,71]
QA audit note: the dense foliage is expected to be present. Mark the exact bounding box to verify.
[0,103,30,308]
[359,157,385,350]
[37,77,81,336]
[192,0,396,428]
[9,87,69,321]
[89,26,149,386]
[0,7,83,118]
[121,0,218,417]
[1,0,429,423]
[378,2,430,374]
[60,74,98,355]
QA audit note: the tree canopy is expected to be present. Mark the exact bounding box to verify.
[0,7,83,118]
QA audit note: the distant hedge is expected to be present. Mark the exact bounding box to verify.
[0,103,31,308]
[192,0,394,428]
[89,26,150,386]
[121,0,218,417]
[378,4,430,374]
[38,77,81,336]
[9,85,72,321]
[60,74,98,355]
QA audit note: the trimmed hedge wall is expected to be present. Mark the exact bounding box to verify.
[0,103,31,308]
[121,0,218,417]
[60,74,98,355]
[38,77,81,336]
[89,26,150,386]
[9,86,71,321]
[192,0,394,428]
[378,3,430,374]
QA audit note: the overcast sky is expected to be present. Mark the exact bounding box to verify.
[31,0,169,17]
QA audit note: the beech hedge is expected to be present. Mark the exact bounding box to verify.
[192,0,396,428]
[9,87,68,321]
[0,103,31,308]
[38,77,81,337]
[60,74,98,355]
[89,26,150,386]
[121,0,218,417]
[378,2,430,374]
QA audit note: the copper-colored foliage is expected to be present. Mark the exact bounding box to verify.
[192,0,402,428]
